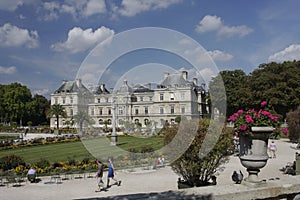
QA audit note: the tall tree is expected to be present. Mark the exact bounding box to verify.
[47,104,67,130]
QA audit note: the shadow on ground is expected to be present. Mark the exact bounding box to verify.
[74,191,212,200]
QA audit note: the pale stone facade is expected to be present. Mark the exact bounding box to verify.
[50,71,208,129]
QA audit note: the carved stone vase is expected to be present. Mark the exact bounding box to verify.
[239,126,273,183]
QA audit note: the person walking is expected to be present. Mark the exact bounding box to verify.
[95,159,104,192]
[107,158,121,188]
[269,141,277,158]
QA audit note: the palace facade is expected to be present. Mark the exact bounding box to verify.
[50,70,208,130]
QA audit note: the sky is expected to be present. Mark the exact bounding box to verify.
[0,0,300,98]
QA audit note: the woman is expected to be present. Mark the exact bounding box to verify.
[95,159,104,192]
[107,158,121,188]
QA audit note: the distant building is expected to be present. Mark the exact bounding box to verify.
[50,70,208,129]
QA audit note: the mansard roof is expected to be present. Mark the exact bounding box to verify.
[160,73,192,88]
[118,80,133,93]
[94,84,110,94]
[54,79,90,94]
[133,84,153,93]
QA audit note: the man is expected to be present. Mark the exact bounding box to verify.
[27,166,37,183]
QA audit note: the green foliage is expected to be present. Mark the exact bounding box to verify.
[35,158,50,169]
[47,104,67,130]
[164,118,233,187]
[0,83,49,126]
[286,106,300,142]
[0,154,26,171]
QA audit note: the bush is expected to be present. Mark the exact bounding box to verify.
[164,118,233,187]
[35,158,50,169]
[0,154,26,171]
[287,107,300,142]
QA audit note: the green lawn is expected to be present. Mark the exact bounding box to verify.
[0,135,164,164]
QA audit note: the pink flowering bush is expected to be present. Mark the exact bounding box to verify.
[228,101,280,135]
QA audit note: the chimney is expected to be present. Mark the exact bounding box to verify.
[75,79,82,87]
[164,72,169,79]
[146,83,151,89]
[193,78,198,85]
[182,70,188,80]
[201,83,206,90]
[100,84,105,92]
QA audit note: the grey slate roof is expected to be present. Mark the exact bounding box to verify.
[160,73,192,88]
[54,80,90,94]
[133,84,153,93]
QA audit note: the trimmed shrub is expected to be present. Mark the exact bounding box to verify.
[286,107,300,142]
[0,154,26,171]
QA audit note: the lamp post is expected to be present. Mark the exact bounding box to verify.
[111,96,117,146]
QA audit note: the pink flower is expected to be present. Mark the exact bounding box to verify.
[237,110,244,114]
[261,101,267,107]
[261,110,270,116]
[282,128,288,136]
[239,125,247,131]
[245,115,254,123]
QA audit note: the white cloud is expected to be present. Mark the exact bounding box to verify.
[0,66,17,74]
[33,88,49,96]
[0,0,36,11]
[195,15,253,37]
[195,15,222,33]
[51,26,114,54]
[117,0,181,17]
[41,0,106,20]
[0,23,39,48]
[208,50,233,62]
[82,0,106,17]
[268,44,300,62]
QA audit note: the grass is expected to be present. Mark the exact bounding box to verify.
[0,135,164,164]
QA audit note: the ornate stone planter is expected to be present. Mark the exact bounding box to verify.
[239,126,274,183]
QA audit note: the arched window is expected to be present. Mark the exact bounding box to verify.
[144,119,149,125]
[134,119,139,124]
[98,119,103,125]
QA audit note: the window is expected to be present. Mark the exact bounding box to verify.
[70,108,73,116]
[99,119,103,125]
[119,107,123,115]
[145,107,148,114]
[160,94,164,101]
[171,119,175,125]
[106,97,109,103]
[181,107,185,114]
[107,119,111,125]
[108,108,111,115]
[181,92,185,100]
[134,119,139,124]
[98,98,101,103]
[160,107,164,114]
[170,93,174,100]
[135,107,139,115]
[91,108,94,116]
[62,97,66,104]
[171,106,174,114]
[140,96,143,101]
[70,97,73,104]
[144,119,149,125]
[149,96,152,101]
[54,97,58,104]
[99,107,103,115]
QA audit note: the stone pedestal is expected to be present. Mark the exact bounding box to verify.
[239,127,273,183]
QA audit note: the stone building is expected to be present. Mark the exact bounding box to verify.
[50,71,208,130]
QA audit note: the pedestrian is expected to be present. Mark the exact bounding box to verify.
[107,158,121,188]
[269,141,277,158]
[95,159,104,192]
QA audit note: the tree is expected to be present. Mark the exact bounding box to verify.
[47,104,67,130]
[73,110,94,134]
[286,106,300,142]
[163,118,233,187]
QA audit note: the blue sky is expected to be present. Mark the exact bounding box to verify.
[0,0,300,98]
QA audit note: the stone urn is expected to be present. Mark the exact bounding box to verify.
[239,126,274,183]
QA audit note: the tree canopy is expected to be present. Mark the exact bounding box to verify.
[0,83,49,126]
[209,61,300,120]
